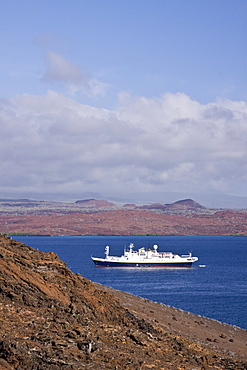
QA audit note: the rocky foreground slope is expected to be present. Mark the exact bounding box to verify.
[0,234,246,369]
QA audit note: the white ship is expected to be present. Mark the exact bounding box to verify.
[92,243,198,267]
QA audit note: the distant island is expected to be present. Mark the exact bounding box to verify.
[0,198,246,236]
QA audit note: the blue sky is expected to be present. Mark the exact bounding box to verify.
[1,0,247,205]
[1,0,247,104]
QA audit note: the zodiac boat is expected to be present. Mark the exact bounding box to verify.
[91,243,198,267]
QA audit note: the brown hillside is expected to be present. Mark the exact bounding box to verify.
[0,234,246,369]
[1,209,247,235]
[0,198,247,236]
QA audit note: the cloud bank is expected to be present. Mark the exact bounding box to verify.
[0,90,247,199]
[42,51,108,97]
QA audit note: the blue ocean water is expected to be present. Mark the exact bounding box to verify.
[13,235,247,329]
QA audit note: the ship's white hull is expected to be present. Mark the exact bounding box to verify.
[92,243,198,268]
[92,257,196,267]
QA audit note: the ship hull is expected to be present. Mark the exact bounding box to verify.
[92,259,194,267]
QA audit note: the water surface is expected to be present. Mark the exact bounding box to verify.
[14,235,247,329]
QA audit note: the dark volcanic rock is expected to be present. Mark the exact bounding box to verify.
[0,234,247,369]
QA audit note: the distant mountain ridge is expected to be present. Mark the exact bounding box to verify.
[1,196,247,211]
[75,199,116,207]
[2,190,247,208]
[137,199,206,212]
[73,198,207,212]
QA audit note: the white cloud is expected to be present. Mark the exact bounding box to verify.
[0,91,247,199]
[43,51,83,84]
[42,51,109,97]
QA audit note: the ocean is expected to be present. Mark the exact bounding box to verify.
[13,235,247,330]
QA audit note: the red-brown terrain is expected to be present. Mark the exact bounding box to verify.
[0,198,247,236]
[0,234,246,369]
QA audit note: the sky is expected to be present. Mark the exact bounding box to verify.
[1,0,247,206]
